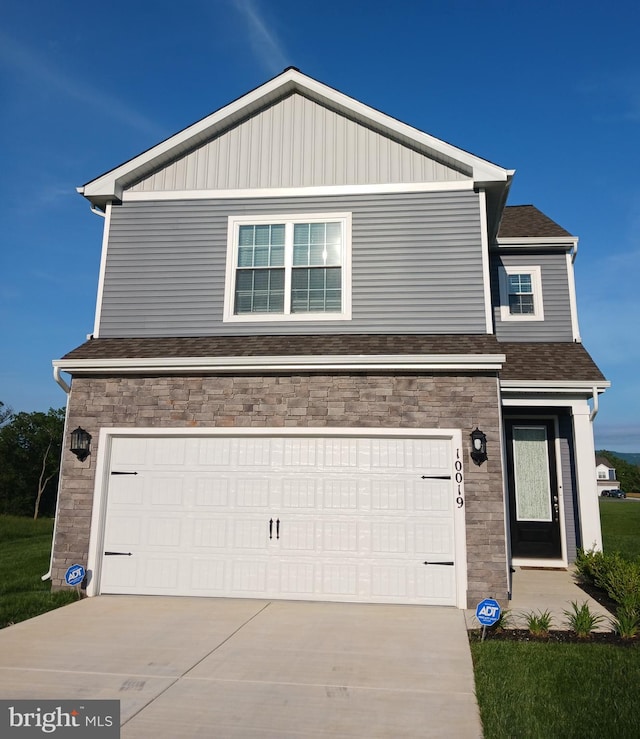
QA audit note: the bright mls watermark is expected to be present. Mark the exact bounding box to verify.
[1,701,119,738]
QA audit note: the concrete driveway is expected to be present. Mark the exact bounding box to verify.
[0,597,481,738]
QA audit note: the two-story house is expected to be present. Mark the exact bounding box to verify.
[595,455,620,495]
[50,68,608,609]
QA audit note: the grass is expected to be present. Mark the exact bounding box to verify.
[600,499,640,559]
[0,515,77,629]
[471,497,640,737]
[471,640,640,739]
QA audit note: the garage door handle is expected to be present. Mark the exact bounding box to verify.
[105,551,133,556]
[276,518,280,540]
[269,518,273,539]
[423,561,454,566]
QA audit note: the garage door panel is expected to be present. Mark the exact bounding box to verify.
[100,434,460,605]
[192,518,228,548]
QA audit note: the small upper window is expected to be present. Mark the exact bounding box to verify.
[225,213,352,322]
[499,265,544,322]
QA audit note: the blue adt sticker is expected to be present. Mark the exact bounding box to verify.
[65,564,85,587]
[476,598,501,626]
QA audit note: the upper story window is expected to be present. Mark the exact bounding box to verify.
[499,265,544,322]
[224,213,352,322]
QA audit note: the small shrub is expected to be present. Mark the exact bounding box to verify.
[562,600,605,638]
[594,555,640,612]
[490,609,512,633]
[524,609,553,638]
[575,548,608,586]
[610,606,640,640]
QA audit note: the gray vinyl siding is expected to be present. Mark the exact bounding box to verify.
[491,252,574,341]
[558,413,579,562]
[98,190,486,337]
[127,93,468,192]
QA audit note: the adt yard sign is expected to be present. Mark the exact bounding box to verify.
[65,564,85,587]
[476,598,501,626]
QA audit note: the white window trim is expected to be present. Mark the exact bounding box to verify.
[499,265,544,322]
[223,212,352,323]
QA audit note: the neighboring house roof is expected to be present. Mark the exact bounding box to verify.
[595,456,615,468]
[59,336,606,384]
[498,205,573,239]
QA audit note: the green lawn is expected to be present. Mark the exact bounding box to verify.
[471,496,640,738]
[0,515,77,628]
[600,499,640,559]
[472,641,639,739]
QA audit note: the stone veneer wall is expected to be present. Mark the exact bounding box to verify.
[52,372,508,605]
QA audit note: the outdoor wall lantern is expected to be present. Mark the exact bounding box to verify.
[70,427,92,462]
[470,428,487,466]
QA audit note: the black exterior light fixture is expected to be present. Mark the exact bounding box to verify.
[70,427,92,462]
[470,428,487,466]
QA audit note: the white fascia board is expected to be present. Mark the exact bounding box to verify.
[53,353,506,374]
[495,237,578,248]
[501,380,610,394]
[81,69,510,203]
[122,180,475,202]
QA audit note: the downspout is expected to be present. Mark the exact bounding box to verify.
[589,386,599,422]
[90,205,106,219]
[42,367,71,581]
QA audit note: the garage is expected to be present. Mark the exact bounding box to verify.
[90,430,465,606]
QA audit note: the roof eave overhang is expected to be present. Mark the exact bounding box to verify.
[495,236,578,249]
[500,379,610,396]
[53,353,506,375]
[79,69,512,207]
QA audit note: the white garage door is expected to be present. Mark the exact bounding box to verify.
[98,434,460,605]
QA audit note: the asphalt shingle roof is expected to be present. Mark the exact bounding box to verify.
[61,335,606,383]
[499,205,572,239]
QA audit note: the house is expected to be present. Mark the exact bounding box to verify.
[50,68,609,609]
[595,455,620,495]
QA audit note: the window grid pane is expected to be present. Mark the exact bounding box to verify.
[291,267,342,313]
[235,268,285,314]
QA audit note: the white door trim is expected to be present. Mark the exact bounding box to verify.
[87,427,467,607]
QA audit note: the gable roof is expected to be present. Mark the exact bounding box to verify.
[498,205,573,239]
[79,68,513,209]
[595,455,615,468]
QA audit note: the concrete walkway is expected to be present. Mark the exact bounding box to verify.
[465,567,613,631]
[0,597,482,738]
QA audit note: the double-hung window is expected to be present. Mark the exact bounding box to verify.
[225,213,352,322]
[499,265,544,321]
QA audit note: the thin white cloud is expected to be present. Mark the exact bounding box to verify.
[231,0,289,74]
[0,30,165,139]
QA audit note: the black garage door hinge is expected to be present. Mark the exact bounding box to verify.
[111,471,138,475]
[104,551,133,556]
[420,475,451,480]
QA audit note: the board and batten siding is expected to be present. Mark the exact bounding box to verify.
[491,252,574,341]
[127,93,469,192]
[98,190,486,338]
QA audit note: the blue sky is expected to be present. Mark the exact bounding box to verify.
[1,0,638,451]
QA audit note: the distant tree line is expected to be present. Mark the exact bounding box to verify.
[597,450,640,493]
[0,401,65,518]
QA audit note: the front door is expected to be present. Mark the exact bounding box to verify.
[505,419,562,559]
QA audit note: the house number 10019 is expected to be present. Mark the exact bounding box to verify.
[455,450,464,508]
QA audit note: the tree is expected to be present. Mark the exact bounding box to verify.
[0,407,65,518]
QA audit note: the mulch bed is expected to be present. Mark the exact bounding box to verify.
[469,628,638,646]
